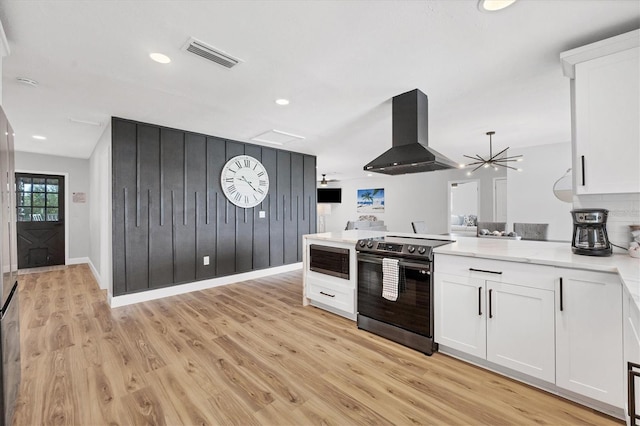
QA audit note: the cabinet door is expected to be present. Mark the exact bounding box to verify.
[486,281,555,383]
[575,47,640,194]
[434,273,486,358]
[556,271,623,408]
[623,290,640,421]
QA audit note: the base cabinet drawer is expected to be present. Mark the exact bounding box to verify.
[307,274,354,314]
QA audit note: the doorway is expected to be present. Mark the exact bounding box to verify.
[15,173,65,269]
[448,179,479,236]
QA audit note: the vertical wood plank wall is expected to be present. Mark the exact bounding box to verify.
[111,118,317,296]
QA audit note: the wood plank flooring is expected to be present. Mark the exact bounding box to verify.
[12,264,620,425]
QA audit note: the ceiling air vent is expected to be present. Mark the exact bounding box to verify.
[182,37,242,69]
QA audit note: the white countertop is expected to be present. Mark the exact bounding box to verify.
[303,231,640,310]
[434,236,640,311]
[303,230,454,244]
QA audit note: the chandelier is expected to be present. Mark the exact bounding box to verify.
[463,131,523,174]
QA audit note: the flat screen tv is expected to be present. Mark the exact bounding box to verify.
[317,188,342,203]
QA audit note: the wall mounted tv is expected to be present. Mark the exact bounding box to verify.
[317,188,342,203]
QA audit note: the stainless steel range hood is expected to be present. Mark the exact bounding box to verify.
[364,89,458,175]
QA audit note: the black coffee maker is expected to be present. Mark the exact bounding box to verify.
[571,209,612,256]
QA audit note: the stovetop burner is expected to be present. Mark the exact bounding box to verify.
[356,235,453,260]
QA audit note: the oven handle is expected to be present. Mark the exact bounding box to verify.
[357,254,431,271]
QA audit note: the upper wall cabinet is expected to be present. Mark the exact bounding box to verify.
[561,30,640,195]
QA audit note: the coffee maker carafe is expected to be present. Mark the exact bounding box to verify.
[571,209,612,256]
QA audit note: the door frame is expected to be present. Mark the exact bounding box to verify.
[15,169,69,266]
[447,178,480,233]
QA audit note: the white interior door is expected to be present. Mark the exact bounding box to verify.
[493,178,507,222]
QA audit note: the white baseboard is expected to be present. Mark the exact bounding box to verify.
[67,257,105,291]
[86,260,102,286]
[110,262,303,308]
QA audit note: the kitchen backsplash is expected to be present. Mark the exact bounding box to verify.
[574,193,640,250]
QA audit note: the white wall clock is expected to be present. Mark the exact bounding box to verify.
[221,155,269,208]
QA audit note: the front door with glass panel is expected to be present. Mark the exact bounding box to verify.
[15,173,65,269]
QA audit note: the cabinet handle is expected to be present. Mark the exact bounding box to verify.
[478,287,482,316]
[581,155,585,186]
[469,268,502,275]
[488,289,493,319]
[559,277,564,311]
[629,362,640,424]
[319,291,335,298]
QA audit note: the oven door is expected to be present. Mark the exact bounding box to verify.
[357,253,433,337]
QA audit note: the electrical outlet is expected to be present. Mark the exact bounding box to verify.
[259,210,266,218]
[203,256,210,266]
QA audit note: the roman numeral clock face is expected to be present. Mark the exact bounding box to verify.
[221,155,269,208]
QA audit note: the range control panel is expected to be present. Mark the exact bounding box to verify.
[356,238,431,259]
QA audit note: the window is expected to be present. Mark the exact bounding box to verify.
[17,176,61,222]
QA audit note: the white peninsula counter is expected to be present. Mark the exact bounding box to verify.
[433,237,640,309]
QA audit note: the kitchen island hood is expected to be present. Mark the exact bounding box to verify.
[364,89,458,175]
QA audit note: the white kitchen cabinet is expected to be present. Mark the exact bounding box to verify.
[623,286,640,425]
[302,237,357,320]
[486,281,555,383]
[306,272,355,314]
[555,269,623,408]
[434,255,556,382]
[561,30,640,195]
[435,273,486,358]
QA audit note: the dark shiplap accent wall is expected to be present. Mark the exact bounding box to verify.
[112,118,317,296]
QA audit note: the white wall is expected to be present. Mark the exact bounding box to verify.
[0,19,8,104]
[89,124,112,293]
[507,142,573,241]
[15,151,91,261]
[324,166,505,235]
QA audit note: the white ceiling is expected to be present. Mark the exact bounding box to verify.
[0,1,638,181]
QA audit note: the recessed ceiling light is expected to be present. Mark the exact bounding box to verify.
[32,135,46,140]
[478,0,516,12]
[149,52,171,64]
[367,173,373,177]
[275,98,290,106]
[16,77,38,87]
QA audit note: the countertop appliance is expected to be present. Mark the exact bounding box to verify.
[571,208,612,256]
[356,235,453,355]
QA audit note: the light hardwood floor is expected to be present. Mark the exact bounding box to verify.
[12,264,620,425]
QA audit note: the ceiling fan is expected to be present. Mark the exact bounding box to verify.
[319,173,339,187]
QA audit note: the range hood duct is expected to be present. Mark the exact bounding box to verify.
[364,89,458,175]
